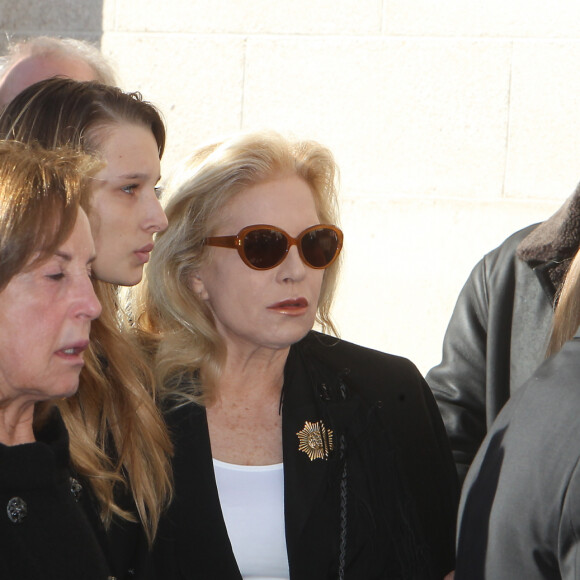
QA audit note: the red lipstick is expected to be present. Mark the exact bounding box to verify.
[268,297,309,315]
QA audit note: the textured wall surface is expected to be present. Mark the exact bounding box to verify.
[2,1,577,372]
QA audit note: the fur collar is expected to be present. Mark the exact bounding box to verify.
[516,182,580,292]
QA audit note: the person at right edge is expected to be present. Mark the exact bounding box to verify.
[454,229,580,580]
[426,187,580,485]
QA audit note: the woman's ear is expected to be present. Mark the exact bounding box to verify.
[189,272,209,300]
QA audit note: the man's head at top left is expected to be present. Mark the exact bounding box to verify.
[0,36,118,107]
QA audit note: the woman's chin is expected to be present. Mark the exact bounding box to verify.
[49,379,80,401]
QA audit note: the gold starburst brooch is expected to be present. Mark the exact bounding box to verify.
[297,420,334,461]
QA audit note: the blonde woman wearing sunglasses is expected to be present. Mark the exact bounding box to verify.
[132,130,458,580]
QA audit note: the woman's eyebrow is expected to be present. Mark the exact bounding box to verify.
[55,250,72,262]
[116,172,149,180]
[55,251,97,264]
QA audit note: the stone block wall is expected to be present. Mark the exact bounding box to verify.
[2,0,578,371]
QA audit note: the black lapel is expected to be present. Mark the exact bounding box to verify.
[164,404,242,580]
[281,334,361,575]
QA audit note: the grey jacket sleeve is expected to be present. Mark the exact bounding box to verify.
[559,457,580,580]
[455,335,580,580]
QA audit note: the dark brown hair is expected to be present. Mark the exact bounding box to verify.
[0,140,95,290]
[0,77,165,157]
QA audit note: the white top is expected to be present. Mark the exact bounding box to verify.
[213,459,290,580]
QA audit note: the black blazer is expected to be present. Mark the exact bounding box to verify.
[152,332,458,579]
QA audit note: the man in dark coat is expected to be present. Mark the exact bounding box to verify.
[426,185,580,484]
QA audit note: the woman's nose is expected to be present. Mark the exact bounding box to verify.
[77,277,102,320]
[144,191,168,233]
[277,245,307,282]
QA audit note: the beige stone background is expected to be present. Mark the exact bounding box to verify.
[2,1,579,373]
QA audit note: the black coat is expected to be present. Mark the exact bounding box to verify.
[427,183,580,486]
[0,409,112,580]
[152,331,458,579]
[426,225,551,484]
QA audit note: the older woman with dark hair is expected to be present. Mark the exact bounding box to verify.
[0,141,106,579]
[133,130,459,580]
